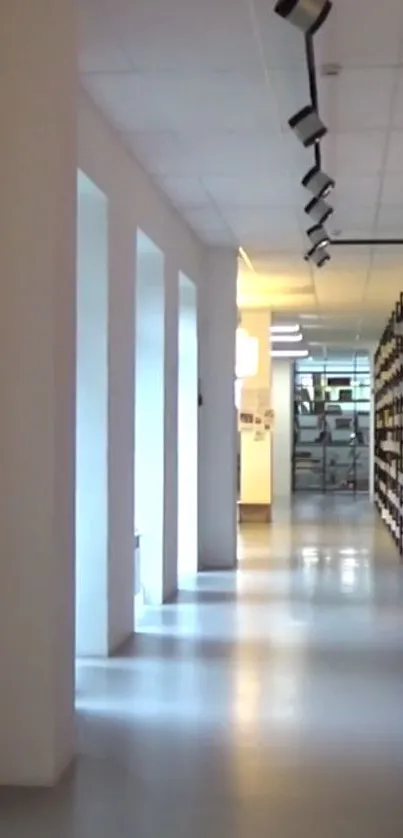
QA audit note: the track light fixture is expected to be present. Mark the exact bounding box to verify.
[305,196,333,226]
[273,1,335,268]
[302,166,335,199]
[274,0,332,36]
[307,224,330,252]
[289,105,327,148]
[305,247,331,268]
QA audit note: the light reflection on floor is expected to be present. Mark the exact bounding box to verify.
[3,494,403,836]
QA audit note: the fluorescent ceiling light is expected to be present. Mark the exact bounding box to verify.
[271,324,300,334]
[238,246,256,273]
[271,333,303,343]
[271,349,309,358]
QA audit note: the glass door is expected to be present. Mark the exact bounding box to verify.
[293,352,370,494]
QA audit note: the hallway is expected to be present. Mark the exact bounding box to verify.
[2,496,403,835]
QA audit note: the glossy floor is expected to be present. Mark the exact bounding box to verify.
[2,495,403,835]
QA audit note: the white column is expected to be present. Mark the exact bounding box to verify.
[163,257,179,600]
[239,310,272,522]
[198,248,238,569]
[271,359,293,501]
[0,0,76,785]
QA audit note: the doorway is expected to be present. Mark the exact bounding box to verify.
[293,352,371,493]
[134,231,165,623]
[75,171,108,656]
[178,274,198,580]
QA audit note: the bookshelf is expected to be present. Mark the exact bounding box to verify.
[293,353,370,493]
[374,294,403,551]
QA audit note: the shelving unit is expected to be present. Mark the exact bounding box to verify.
[293,353,370,494]
[374,294,403,552]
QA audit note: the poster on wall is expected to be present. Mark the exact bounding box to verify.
[239,388,273,433]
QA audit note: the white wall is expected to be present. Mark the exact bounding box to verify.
[198,249,238,569]
[78,91,204,284]
[239,310,271,509]
[0,44,239,784]
[0,0,76,785]
[78,89,239,593]
[78,89,205,641]
[271,359,293,501]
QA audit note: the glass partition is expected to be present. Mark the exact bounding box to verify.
[293,351,370,493]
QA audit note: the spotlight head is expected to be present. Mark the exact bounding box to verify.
[305,196,333,225]
[288,106,327,148]
[302,165,335,199]
[274,0,332,36]
[307,224,330,251]
[305,247,331,268]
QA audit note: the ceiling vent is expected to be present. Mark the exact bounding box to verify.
[321,62,341,77]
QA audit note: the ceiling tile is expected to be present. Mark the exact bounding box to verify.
[315,0,403,69]
[125,130,294,178]
[319,70,395,132]
[252,1,307,71]
[84,71,281,134]
[202,176,299,208]
[123,131,188,174]
[385,132,403,173]
[366,269,403,306]
[247,252,310,273]
[156,176,210,208]
[183,206,231,234]
[322,132,385,176]
[78,0,403,345]
[223,207,301,237]
[380,174,403,204]
[112,0,259,72]
[235,231,304,251]
[329,202,376,234]
[79,2,133,73]
[326,246,372,267]
[392,70,403,128]
[270,70,310,127]
[332,177,381,206]
[371,247,403,269]
[376,204,403,233]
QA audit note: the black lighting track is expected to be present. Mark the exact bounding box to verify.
[332,239,403,246]
[305,34,321,171]
[303,32,403,247]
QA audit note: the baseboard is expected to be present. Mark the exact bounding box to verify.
[163,585,179,604]
[238,502,272,524]
[109,631,135,657]
[0,752,75,789]
[198,561,238,572]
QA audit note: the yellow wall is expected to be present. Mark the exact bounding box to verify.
[239,310,272,506]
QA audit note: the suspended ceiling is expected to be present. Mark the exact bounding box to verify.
[79,0,403,348]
